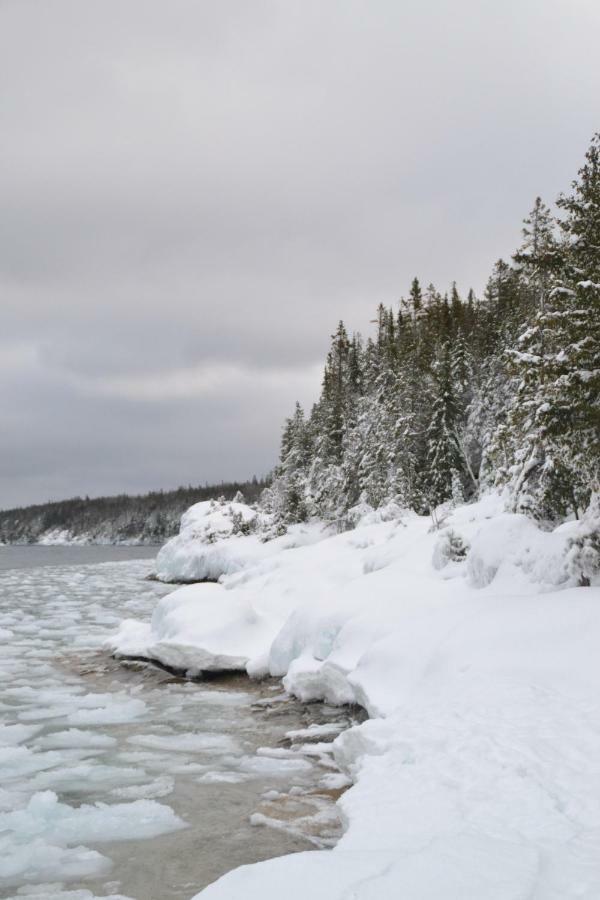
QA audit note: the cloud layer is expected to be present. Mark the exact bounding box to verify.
[1,0,599,506]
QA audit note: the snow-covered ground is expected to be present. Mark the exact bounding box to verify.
[108,495,600,899]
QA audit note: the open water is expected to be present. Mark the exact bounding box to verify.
[0,546,356,900]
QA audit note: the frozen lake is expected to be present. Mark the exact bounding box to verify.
[0,547,356,900]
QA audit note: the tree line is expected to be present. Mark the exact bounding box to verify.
[264,133,600,528]
[0,478,267,544]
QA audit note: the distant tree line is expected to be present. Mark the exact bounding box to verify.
[0,478,267,544]
[263,133,600,528]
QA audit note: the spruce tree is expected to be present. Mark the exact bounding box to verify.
[550,133,600,512]
[495,198,563,518]
[425,342,463,509]
[264,133,599,530]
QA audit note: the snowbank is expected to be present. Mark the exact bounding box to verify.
[109,583,277,675]
[154,499,266,582]
[107,494,600,899]
[466,510,579,589]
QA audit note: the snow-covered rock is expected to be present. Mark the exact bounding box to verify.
[154,499,265,582]
[180,499,257,536]
[108,583,277,675]
[154,498,329,585]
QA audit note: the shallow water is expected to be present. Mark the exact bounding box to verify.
[0,548,357,900]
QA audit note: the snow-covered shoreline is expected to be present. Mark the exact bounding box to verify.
[0,534,159,547]
[107,496,600,899]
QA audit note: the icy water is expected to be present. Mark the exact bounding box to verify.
[0,547,358,900]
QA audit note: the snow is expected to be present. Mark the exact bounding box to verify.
[107,492,600,899]
[108,582,279,674]
[180,500,257,536]
[154,497,322,584]
[154,500,262,582]
[465,511,578,589]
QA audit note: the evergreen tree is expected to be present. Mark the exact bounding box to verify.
[425,343,464,509]
[493,198,563,518]
[551,134,600,510]
[409,277,423,315]
[264,134,599,530]
[270,402,313,523]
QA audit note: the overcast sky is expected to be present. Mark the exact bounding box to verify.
[1,0,599,508]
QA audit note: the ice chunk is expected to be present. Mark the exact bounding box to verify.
[66,698,146,725]
[0,835,111,888]
[127,732,239,753]
[6,888,134,900]
[110,775,175,800]
[0,790,187,844]
[34,730,117,750]
[236,754,313,776]
[0,724,43,746]
[195,771,249,784]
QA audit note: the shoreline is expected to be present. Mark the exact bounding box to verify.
[0,552,362,899]
[105,495,600,900]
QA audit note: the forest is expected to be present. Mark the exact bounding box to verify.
[0,478,266,544]
[264,134,599,530]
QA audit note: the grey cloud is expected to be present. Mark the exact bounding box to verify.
[1,0,599,506]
